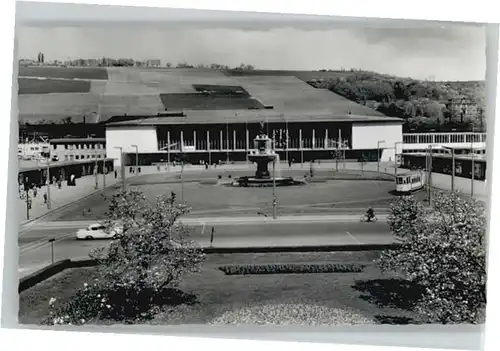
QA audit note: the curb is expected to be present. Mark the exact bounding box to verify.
[18,243,400,292]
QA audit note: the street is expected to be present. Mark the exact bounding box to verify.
[19,220,393,277]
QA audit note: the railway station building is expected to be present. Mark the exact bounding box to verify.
[103,74,404,168]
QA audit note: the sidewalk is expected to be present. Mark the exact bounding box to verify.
[18,172,123,225]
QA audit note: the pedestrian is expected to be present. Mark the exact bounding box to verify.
[205,162,208,170]
[43,193,47,204]
[33,187,37,198]
[288,159,292,168]
[58,179,62,189]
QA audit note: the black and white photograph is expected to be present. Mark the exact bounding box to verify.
[12,1,489,342]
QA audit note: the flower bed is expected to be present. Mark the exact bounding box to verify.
[218,263,366,275]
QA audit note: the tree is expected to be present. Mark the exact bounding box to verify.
[45,189,205,325]
[61,117,73,125]
[377,192,486,323]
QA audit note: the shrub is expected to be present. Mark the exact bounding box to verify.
[219,263,366,275]
[377,192,486,323]
[45,189,205,325]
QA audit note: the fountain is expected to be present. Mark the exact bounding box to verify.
[234,123,305,187]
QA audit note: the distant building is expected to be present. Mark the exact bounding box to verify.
[37,52,45,64]
[18,142,50,160]
[143,59,161,67]
[50,138,106,162]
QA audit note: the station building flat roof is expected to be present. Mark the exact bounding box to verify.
[105,110,403,127]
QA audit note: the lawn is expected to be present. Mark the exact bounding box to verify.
[19,66,109,80]
[19,251,428,326]
[18,78,91,95]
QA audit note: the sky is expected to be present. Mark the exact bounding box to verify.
[15,3,487,81]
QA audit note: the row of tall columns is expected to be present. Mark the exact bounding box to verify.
[166,127,346,151]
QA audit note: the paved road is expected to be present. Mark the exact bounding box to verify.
[19,220,393,277]
[46,178,403,222]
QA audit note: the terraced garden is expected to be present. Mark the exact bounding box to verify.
[18,78,91,95]
[19,66,108,80]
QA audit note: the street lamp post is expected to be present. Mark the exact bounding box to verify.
[272,134,277,220]
[94,158,99,189]
[102,158,106,189]
[272,157,277,220]
[181,159,185,202]
[394,141,402,175]
[377,140,386,173]
[226,120,229,164]
[471,124,475,197]
[131,144,139,176]
[46,160,51,209]
[443,146,455,192]
[427,145,433,206]
[114,146,125,190]
[335,140,339,172]
[284,115,289,165]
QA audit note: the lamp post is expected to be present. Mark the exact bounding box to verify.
[45,160,51,210]
[377,140,386,173]
[394,141,403,175]
[283,115,289,165]
[442,146,455,192]
[102,158,106,189]
[471,124,475,197]
[94,157,99,190]
[272,134,277,220]
[131,144,139,176]
[226,120,229,164]
[335,140,339,172]
[427,145,433,206]
[114,146,125,190]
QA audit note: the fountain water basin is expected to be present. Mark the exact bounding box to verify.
[233,132,306,187]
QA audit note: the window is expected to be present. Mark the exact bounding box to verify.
[75,155,79,160]
[65,155,69,161]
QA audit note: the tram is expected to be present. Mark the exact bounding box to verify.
[395,171,426,194]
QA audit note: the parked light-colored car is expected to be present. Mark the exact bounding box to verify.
[76,223,123,240]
